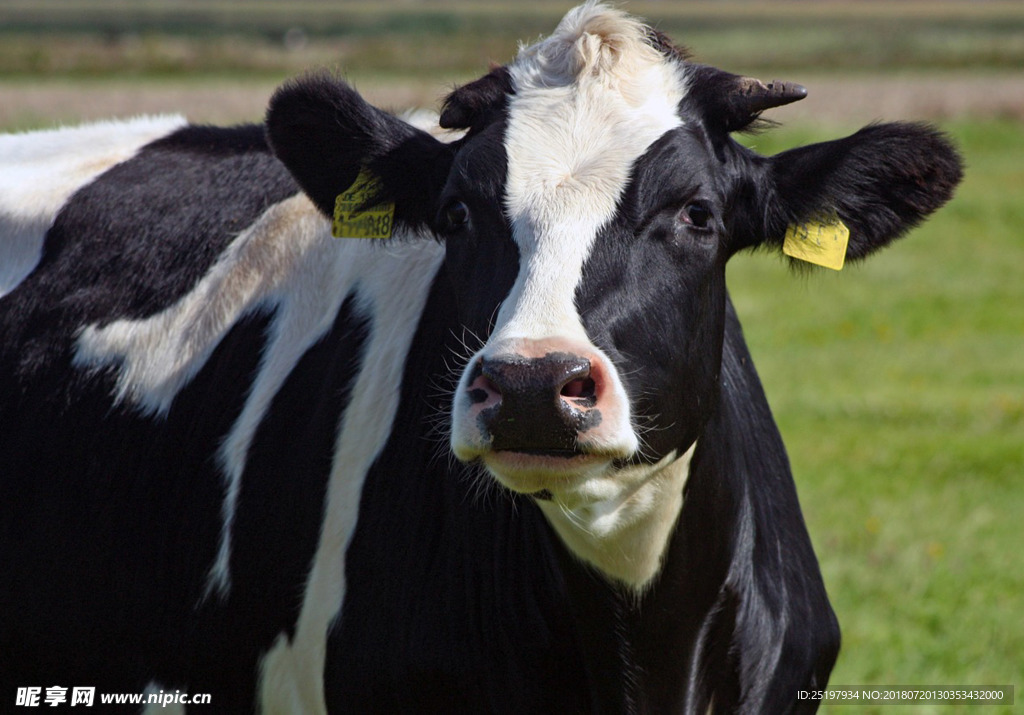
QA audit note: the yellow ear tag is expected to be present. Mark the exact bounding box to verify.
[782,213,850,271]
[331,167,395,239]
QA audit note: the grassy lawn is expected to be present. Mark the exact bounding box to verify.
[730,120,1023,712]
[1,1,1023,80]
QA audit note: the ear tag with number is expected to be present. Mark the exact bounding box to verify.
[332,167,395,239]
[782,213,850,271]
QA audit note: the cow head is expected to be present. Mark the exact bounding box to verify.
[267,4,962,588]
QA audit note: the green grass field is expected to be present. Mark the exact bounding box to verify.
[2,1,1021,709]
[1,0,1024,80]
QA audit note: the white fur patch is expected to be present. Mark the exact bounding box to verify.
[73,194,443,593]
[0,115,187,296]
[499,3,685,346]
[537,443,696,589]
[76,194,342,599]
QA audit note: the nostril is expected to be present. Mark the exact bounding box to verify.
[469,375,498,405]
[561,376,596,401]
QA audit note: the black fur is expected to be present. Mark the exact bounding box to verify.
[440,65,514,132]
[764,122,964,258]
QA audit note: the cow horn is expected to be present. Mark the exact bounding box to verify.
[733,77,807,114]
[687,65,807,132]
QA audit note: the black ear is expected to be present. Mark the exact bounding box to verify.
[747,122,963,261]
[266,72,453,229]
[439,66,513,131]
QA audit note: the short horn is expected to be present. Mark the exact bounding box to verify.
[734,77,808,113]
[686,65,807,132]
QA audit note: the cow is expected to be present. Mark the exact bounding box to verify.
[0,4,962,713]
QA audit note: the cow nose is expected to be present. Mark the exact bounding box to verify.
[471,353,601,453]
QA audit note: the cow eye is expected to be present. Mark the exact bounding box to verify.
[439,200,470,233]
[679,202,713,230]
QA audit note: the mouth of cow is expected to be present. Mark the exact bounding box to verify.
[479,446,622,496]
[513,448,587,458]
[487,448,606,466]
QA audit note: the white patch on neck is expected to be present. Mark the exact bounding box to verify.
[536,442,696,590]
[0,115,186,296]
[75,194,353,599]
[74,195,443,599]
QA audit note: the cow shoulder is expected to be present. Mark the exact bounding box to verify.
[0,115,187,297]
[0,123,299,383]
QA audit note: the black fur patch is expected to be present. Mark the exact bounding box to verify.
[0,310,271,697]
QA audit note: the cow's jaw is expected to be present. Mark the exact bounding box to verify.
[449,4,691,590]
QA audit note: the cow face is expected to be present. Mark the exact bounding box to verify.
[268,4,961,587]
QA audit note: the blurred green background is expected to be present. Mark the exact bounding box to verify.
[2,2,1021,712]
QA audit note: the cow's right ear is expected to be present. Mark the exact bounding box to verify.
[266,72,454,230]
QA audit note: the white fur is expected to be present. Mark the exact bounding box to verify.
[452,3,691,590]
[0,115,187,296]
[537,443,696,587]
[499,3,685,347]
[76,195,346,600]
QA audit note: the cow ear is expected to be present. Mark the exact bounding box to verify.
[440,65,513,131]
[266,72,453,230]
[742,122,963,262]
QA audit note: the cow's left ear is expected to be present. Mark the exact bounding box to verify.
[735,122,963,262]
[266,72,453,230]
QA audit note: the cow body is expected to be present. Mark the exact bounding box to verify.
[1,5,961,713]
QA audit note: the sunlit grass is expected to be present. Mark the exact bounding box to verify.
[2,1,1024,79]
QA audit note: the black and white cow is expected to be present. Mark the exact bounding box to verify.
[1,5,962,713]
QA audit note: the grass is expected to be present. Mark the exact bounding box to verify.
[729,120,1023,712]
[1,1,1024,78]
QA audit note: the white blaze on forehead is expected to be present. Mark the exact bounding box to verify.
[497,3,686,343]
